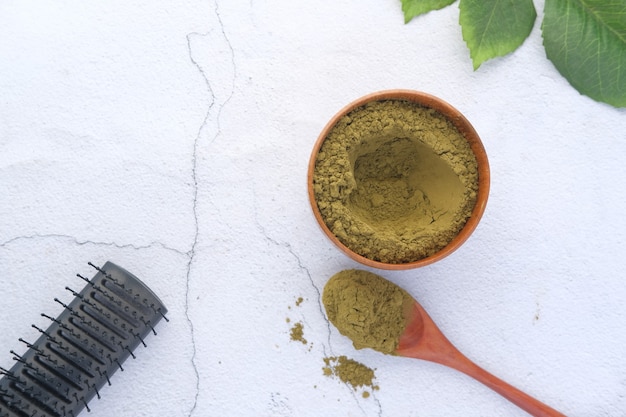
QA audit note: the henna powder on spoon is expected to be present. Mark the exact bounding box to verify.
[312,99,479,264]
[323,269,413,354]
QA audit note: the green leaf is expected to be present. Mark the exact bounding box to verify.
[402,0,457,24]
[459,0,537,69]
[542,0,626,107]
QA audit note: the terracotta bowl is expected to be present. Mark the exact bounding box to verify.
[307,90,490,270]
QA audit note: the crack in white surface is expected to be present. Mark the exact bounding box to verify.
[251,193,383,416]
[213,2,236,133]
[0,233,187,255]
[184,33,206,417]
[184,1,236,415]
[251,188,334,350]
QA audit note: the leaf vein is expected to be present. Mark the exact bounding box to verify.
[576,0,626,44]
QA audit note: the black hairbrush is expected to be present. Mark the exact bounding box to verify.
[0,261,168,417]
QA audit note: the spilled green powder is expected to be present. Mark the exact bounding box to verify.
[322,355,379,396]
[323,269,413,354]
[289,322,307,345]
[312,99,479,264]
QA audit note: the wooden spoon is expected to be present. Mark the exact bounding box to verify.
[396,300,566,416]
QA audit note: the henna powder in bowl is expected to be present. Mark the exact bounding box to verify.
[308,90,489,269]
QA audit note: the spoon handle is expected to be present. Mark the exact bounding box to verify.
[444,350,567,417]
[398,303,566,417]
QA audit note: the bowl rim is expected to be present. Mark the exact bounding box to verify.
[307,89,490,270]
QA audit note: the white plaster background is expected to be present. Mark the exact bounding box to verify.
[1,1,625,416]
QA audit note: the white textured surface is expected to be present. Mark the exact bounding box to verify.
[1,1,625,416]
